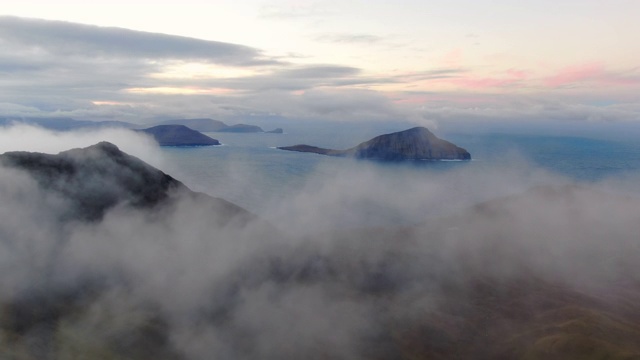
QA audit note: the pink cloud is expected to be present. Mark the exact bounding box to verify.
[391,92,507,106]
[505,68,528,80]
[428,68,530,90]
[441,49,463,68]
[542,62,640,88]
[544,62,605,87]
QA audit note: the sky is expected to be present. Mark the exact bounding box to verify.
[1,0,639,130]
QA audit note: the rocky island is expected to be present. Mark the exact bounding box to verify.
[137,125,220,146]
[279,126,471,161]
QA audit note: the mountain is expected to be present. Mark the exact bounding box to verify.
[0,142,246,222]
[154,118,228,132]
[155,118,283,134]
[0,116,136,131]
[0,143,269,359]
[137,125,220,146]
[279,127,471,160]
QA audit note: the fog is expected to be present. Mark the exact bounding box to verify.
[0,124,165,168]
[1,125,639,359]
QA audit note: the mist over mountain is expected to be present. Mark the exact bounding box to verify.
[1,138,639,359]
[1,6,639,359]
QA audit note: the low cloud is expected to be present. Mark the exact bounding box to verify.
[1,127,640,358]
[0,124,164,167]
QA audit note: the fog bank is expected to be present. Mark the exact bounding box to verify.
[1,126,640,359]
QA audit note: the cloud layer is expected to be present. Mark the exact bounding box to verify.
[0,15,639,130]
[1,127,640,358]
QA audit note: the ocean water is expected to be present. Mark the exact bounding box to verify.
[158,123,640,222]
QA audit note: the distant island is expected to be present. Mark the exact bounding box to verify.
[137,125,220,146]
[0,116,138,131]
[155,118,283,134]
[0,116,282,134]
[279,127,471,161]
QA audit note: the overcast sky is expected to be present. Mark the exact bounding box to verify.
[1,0,639,128]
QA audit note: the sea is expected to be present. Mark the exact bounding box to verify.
[157,121,640,225]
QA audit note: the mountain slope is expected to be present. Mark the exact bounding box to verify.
[0,142,247,222]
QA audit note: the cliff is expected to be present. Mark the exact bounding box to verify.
[279,127,471,160]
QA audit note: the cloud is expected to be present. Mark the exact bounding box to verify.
[393,68,468,82]
[543,62,640,88]
[406,94,640,136]
[544,62,605,88]
[0,124,164,167]
[0,16,275,66]
[258,3,335,20]
[0,16,401,123]
[314,33,384,44]
[1,16,638,130]
[183,65,371,92]
[2,127,640,357]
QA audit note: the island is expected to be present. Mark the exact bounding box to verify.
[155,118,283,134]
[217,124,264,133]
[279,126,471,161]
[136,125,220,146]
[0,116,137,131]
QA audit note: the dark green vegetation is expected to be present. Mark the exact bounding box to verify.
[136,125,220,146]
[279,127,471,160]
[0,144,639,359]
